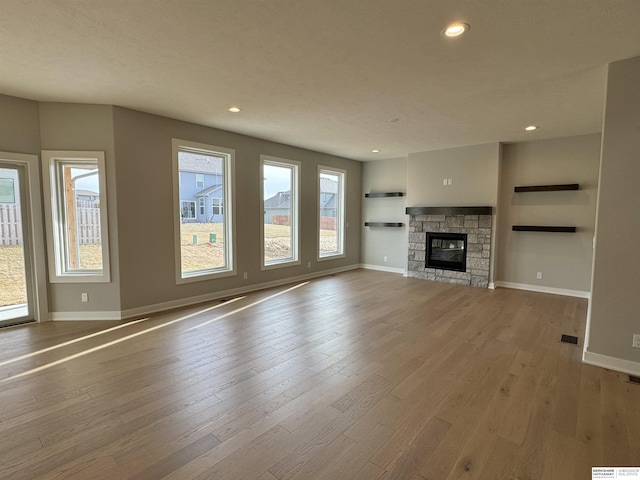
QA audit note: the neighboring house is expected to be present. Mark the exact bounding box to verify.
[194,184,224,223]
[263,177,337,225]
[319,177,338,218]
[178,153,224,223]
[264,191,291,224]
[75,189,99,205]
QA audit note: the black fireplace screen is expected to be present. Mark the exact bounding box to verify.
[426,232,467,272]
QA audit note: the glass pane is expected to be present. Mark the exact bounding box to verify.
[319,171,340,255]
[0,167,28,322]
[178,151,226,275]
[264,163,293,263]
[62,164,103,271]
[431,239,465,263]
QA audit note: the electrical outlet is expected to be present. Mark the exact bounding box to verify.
[383,256,388,262]
[307,261,311,268]
[633,334,640,349]
[81,293,88,303]
[447,178,453,185]
[536,272,543,280]
[243,272,247,280]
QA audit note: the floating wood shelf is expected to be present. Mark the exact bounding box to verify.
[514,184,579,192]
[364,222,404,227]
[406,206,492,216]
[512,225,576,233]
[365,192,404,198]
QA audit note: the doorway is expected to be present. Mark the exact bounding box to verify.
[0,153,47,327]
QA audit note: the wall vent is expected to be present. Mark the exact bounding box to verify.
[629,375,640,385]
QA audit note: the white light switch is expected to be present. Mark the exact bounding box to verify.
[443,179,447,185]
[447,178,453,185]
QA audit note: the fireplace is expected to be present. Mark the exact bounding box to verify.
[426,232,467,272]
[406,206,493,288]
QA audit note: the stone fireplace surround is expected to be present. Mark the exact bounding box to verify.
[406,206,493,288]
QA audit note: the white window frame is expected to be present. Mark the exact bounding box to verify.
[198,198,205,215]
[318,166,346,260]
[172,139,235,284]
[260,155,300,270]
[41,150,111,283]
[195,173,205,188]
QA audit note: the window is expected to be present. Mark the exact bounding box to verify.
[318,166,346,259]
[181,201,196,219]
[196,173,204,188]
[41,151,110,282]
[173,139,235,283]
[261,155,300,269]
[212,197,223,216]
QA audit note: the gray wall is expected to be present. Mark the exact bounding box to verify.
[406,143,500,208]
[496,135,600,293]
[112,107,361,311]
[361,157,407,271]
[39,103,122,314]
[587,55,640,369]
[0,98,361,317]
[406,143,501,282]
[0,94,40,154]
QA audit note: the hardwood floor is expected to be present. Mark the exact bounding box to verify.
[0,269,638,479]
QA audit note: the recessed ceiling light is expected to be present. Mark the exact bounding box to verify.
[228,106,242,113]
[525,125,539,131]
[443,22,470,37]
[372,149,381,153]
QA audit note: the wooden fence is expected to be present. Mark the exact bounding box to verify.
[270,215,336,230]
[0,203,101,246]
[272,215,290,226]
[0,204,22,246]
[76,203,102,245]
[320,216,336,230]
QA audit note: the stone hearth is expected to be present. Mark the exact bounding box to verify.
[406,207,493,288]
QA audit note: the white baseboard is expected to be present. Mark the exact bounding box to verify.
[488,282,495,290]
[494,281,590,299]
[359,264,406,274]
[50,311,124,321]
[583,350,640,376]
[51,265,361,321]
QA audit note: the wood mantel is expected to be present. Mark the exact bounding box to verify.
[405,206,493,216]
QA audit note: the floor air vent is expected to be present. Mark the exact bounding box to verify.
[629,375,640,385]
[560,334,579,345]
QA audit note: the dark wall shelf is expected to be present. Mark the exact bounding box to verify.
[365,193,404,228]
[512,225,576,233]
[514,184,579,192]
[364,222,404,228]
[406,206,492,216]
[365,192,404,198]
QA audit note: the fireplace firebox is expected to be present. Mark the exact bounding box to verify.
[426,232,467,272]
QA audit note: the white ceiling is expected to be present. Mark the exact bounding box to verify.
[1,1,639,161]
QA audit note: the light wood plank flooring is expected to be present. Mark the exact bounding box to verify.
[1,269,639,479]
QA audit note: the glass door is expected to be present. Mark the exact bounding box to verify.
[0,163,33,326]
